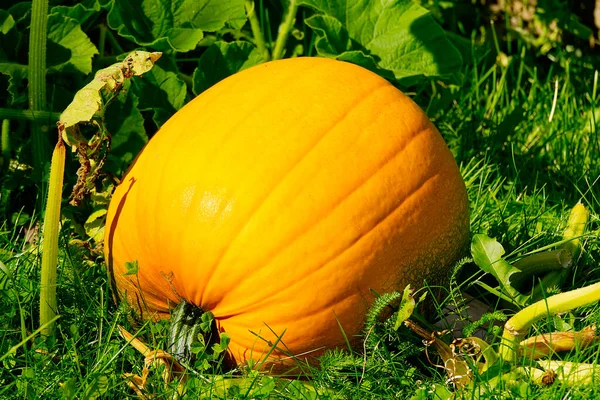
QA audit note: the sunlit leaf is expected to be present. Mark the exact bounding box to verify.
[471,234,528,305]
[107,0,246,52]
[299,0,462,84]
[47,13,99,74]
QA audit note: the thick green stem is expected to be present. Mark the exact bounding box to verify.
[28,0,51,171]
[168,301,206,365]
[501,281,600,362]
[510,249,572,288]
[39,136,66,336]
[530,203,590,300]
[271,0,298,60]
[105,26,125,54]
[245,0,270,61]
[1,120,9,168]
[99,24,107,58]
[560,203,589,259]
[536,360,600,386]
[0,108,60,122]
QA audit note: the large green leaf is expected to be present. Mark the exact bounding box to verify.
[305,14,351,55]
[299,0,462,83]
[107,0,246,52]
[192,41,264,95]
[0,63,27,106]
[304,15,390,79]
[105,91,147,173]
[50,1,101,26]
[47,13,99,74]
[0,9,26,105]
[131,63,187,127]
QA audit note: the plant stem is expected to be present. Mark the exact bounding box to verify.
[514,249,572,275]
[536,360,600,386]
[0,108,60,122]
[271,0,298,60]
[530,203,590,300]
[99,24,107,58]
[39,135,66,336]
[245,0,270,61]
[1,120,9,168]
[510,249,572,288]
[105,25,125,54]
[168,301,207,365]
[28,0,51,171]
[501,281,600,362]
[560,202,589,259]
[177,72,194,89]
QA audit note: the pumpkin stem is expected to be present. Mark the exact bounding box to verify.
[168,302,206,365]
[167,301,234,371]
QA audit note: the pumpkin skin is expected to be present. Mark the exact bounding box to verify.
[104,57,469,370]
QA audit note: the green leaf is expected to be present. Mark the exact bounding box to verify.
[107,0,246,52]
[192,41,264,95]
[132,63,187,126]
[305,15,388,77]
[47,13,99,74]
[200,311,214,333]
[0,63,27,106]
[6,3,31,26]
[0,9,21,63]
[471,234,528,305]
[0,9,25,105]
[105,91,147,173]
[60,378,77,400]
[299,0,462,83]
[394,284,415,330]
[83,208,107,242]
[60,51,161,136]
[82,374,109,400]
[123,261,139,276]
[0,10,15,34]
[50,1,101,26]
[212,332,230,355]
[304,14,351,55]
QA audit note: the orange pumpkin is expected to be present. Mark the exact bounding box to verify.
[104,57,469,370]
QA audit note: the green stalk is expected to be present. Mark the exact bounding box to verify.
[271,0,298,60]
[1,120,9,168]
[105,25,125,54]
[537,360,600,386]
[560,202,589,259]
[531,203,590,300]
[99,24,107,58]
[500,281,600,362]
[510,249,572,288]
[168,301,206,365]
[39,136,66,336]
[28,0,51,171]
[245,0,270,61]
[0,108,60,122]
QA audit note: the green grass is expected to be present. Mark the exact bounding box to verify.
[2,22,600,400]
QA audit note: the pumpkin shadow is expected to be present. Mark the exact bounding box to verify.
[106,176,136,307]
